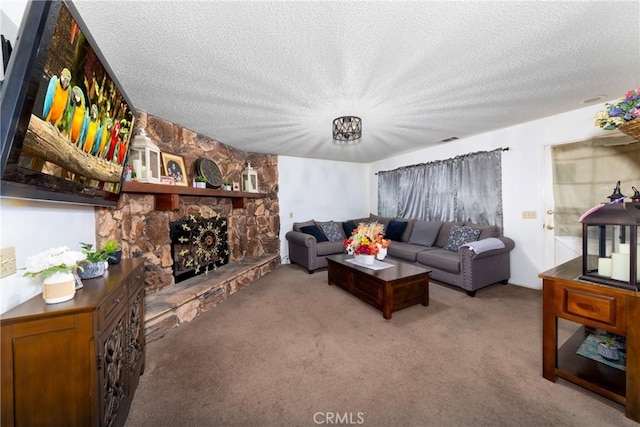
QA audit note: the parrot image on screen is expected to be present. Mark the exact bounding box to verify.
[94,117,113,157]
[105,120,121,161]
[83,105,99,153]
[69,86,88,147]
[43,68,72,128]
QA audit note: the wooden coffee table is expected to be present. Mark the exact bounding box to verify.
[326,254,430,319]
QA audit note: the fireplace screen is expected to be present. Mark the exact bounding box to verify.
[170,212,229,283]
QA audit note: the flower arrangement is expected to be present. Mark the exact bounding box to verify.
[595,88,640,130]
[344,222,391,255]
[23,246,86,278]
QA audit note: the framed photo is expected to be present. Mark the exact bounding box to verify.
[161,153,188,186]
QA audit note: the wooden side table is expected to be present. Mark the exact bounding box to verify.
[540,257,640,422]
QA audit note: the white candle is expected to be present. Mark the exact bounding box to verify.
[611,252,630,282]
[619,243,631,254]
[141,166,147,179]
[133,159,142,177]
[598,258,612,277]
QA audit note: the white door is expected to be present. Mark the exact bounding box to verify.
[542,145,582,269]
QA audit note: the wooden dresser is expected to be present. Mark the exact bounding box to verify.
[539,257,640,422]
[1,258,146,427]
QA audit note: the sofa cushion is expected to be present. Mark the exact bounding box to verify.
[467,223,501,240]
[386,242,433,262]
[293,219,316,232]
[300,225,328,242]
[316,220,345,241]
[342,220,358,237]
[408,220,442,247]
[316,240,345,256]
[396,218,415,242]
[384,220,408,242]
[443,225,481,252]
[416,249,461,273]
[435,222,464,248]
[369,214,391,229]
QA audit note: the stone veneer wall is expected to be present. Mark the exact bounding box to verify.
[96,111,280,295]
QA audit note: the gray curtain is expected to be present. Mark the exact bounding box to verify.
[377,149,503,230]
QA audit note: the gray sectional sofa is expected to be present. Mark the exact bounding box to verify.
[285,214,515,296]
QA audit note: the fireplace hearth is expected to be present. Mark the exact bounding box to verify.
[170,212,229,283]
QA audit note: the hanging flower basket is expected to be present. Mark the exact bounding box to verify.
[617,118,640,140]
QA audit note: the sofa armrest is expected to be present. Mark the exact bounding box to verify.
[462,237,514,260]
[459,237,515,292]
[285,230,317,248]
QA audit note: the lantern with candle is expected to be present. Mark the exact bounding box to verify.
[579,182,640,291]
[128,130,161,183]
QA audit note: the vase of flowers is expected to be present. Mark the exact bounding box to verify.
[344,222,391,264]
[595,88,640,140]
[23,246,86,304]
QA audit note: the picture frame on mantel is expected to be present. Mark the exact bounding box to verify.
[161,153,187,186]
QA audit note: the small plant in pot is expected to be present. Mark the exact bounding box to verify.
[194,175,207,188]
[222,181,233,191]
[77,242,109,279]
[597,335,621,361]
[103,239,122,265]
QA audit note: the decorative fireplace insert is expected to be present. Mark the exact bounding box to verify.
[170,212,229,283]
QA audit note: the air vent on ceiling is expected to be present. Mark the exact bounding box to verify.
[439,137,459,143]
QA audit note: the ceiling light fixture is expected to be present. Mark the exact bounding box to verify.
[333,116,362,141]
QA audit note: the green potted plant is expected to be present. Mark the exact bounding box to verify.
[222,180,233,191]
[194,175,207,188]
[103,239,122,265]
[78,242,109,279]
[597,335,621,361]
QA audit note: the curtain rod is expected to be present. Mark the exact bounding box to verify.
[375,147,509,175]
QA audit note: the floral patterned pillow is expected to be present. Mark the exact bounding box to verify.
[316,221,345,241]
[443,225,481,252]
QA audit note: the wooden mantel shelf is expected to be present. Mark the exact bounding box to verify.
[121,181,265,210]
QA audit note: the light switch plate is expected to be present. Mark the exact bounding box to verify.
[522,211,537,220]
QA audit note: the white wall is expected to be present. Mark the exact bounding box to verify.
[0,198,96,313]
[278,156,371,262]
[369,103,617,289]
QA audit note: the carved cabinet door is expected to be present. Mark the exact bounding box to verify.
[127,275,146,393]
[97,310,127,427]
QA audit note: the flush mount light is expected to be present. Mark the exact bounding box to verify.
[332,116,362,141]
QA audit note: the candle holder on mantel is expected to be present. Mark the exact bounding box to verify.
[579,183,640,291]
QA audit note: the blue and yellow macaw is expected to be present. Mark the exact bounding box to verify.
[83,105,99,153]
[69,86,88,147]
[94,117,113,157]
[43,68,71,127]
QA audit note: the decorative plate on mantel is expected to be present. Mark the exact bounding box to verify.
[194,158,222,188]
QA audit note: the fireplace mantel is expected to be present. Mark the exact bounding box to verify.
[121,181,265,210]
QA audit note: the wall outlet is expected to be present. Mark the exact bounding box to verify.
[521,210,537,220]
[0,247,17,278]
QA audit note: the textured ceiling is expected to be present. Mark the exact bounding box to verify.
[71,1,640,163]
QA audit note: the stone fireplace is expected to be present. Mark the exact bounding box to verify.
[95,111,281,340]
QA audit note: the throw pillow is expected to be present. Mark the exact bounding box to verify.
[316,221,345,241]
[443,225,481,252]
[342,220,358,237]
[300,225,328,242]
[293,219,315,233]
[408,221,442,247]
[384,220,408,242]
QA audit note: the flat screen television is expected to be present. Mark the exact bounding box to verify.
[0,0,136,207]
